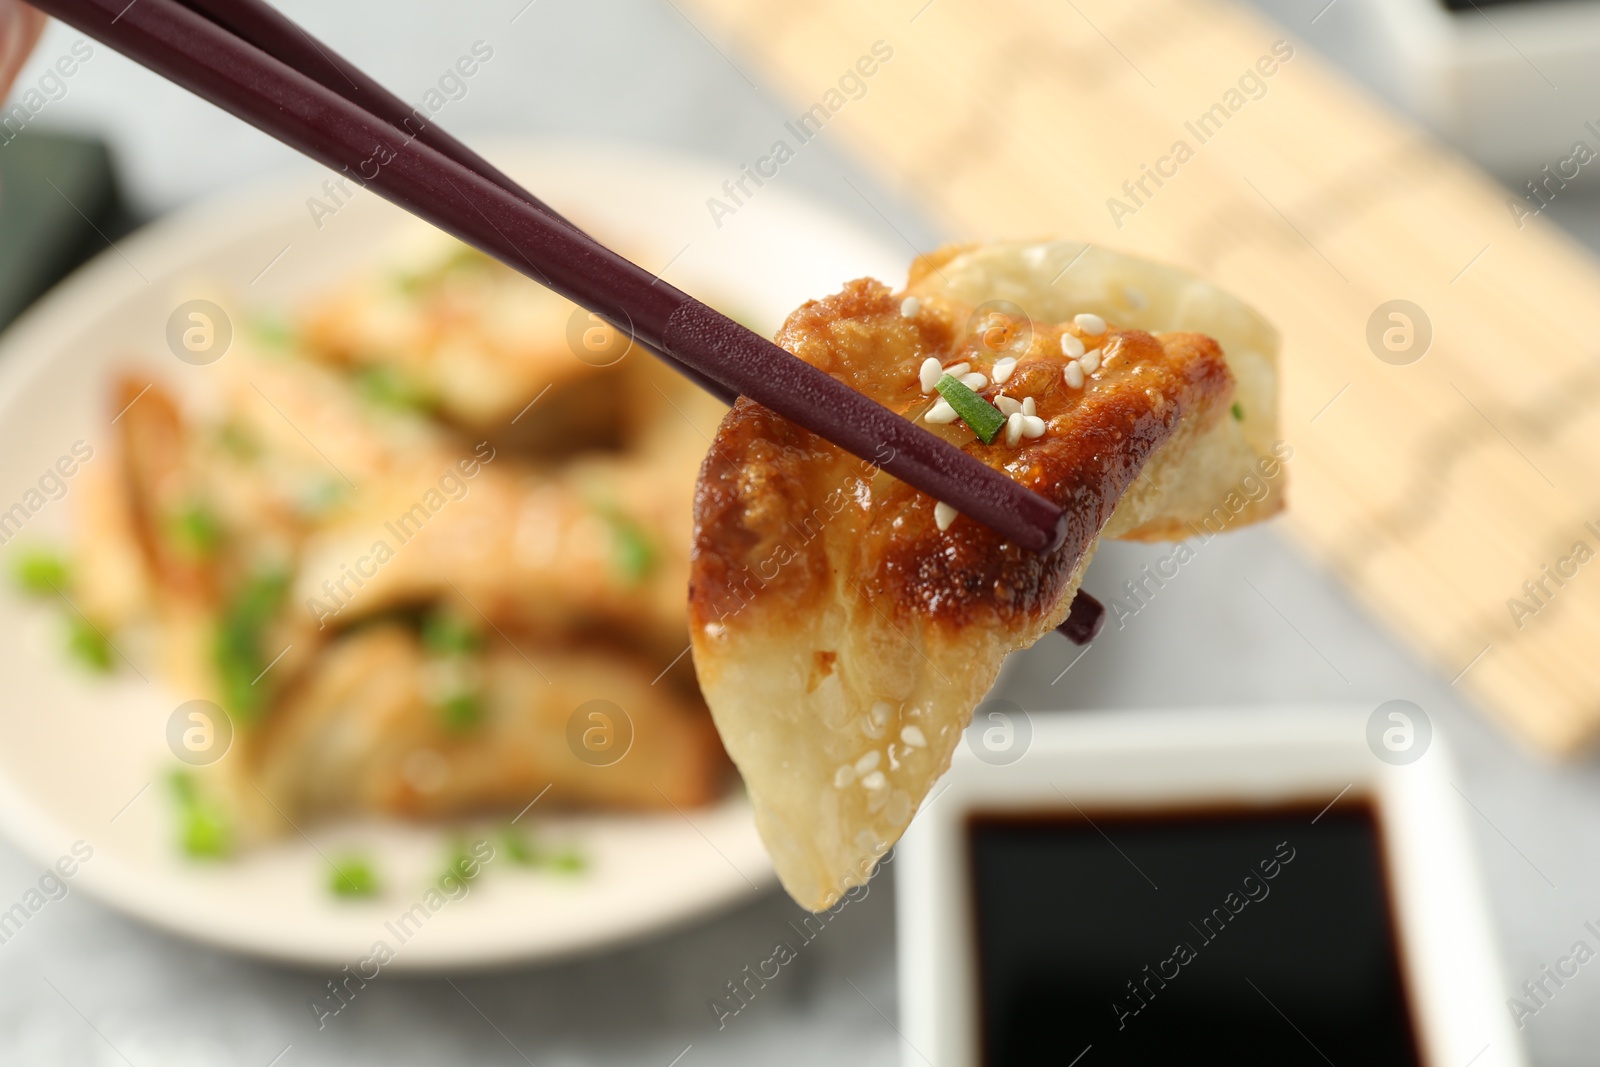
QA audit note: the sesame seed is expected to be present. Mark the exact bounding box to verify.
[901,725,927,747]
[925,399,959,424]
[1060,333,1086,359]
[1004,411,1024,447]
[1064,361,1085,389]
[833,764,856,788]
[900,296,921,319]
[1075,312,1107,335]
[1080,348,1101,373]
[992,356,1018,383]
[1020,414,1047,439]
[918,356,943,393]
[934,501,958,531]
[960,372,988,390]
[855,750,881,775]
[945,362,971,378]
[1021,396,1036,417]
[870,701,893,726]
[995,395,1022,416]
[861,770,888,791]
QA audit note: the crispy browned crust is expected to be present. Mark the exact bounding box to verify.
[689,278,1234,638]
[113,376,215,604]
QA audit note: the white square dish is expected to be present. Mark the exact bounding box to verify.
[1361,0,1600,177]
[896,705,1523,1066]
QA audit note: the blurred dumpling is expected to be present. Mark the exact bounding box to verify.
[238,621,724,832]
[71,231,737,851]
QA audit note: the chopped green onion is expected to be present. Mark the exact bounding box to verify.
[547,847,587,874]
[438,692,483,732]
[355,365,434,412]
[169,770,201,807]
[181,807,231,859]
[422,610,484,731]
[168,771,231,859]
[500,828,584,873]
[934,374,1006,444]
[66,617,113,673]
[217,423,260,460]
[602,512,657,586]
[213,568,290,720]
[421,609,481,656]
[501,829,542,867]
[394,245,487,294]
[166,502,223,560]
[329,854,380,898]
[247,312,295,351]
[13,548,69,597]
[1231,401,1244,422]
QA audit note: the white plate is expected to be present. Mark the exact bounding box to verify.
[0,141,907,969]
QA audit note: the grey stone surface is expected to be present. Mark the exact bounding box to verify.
[4,1,1599,1063]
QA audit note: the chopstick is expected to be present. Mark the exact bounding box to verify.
[27,0,1106,641]
[29,0,1066,547]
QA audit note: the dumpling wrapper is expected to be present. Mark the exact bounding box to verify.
[689,240,1282,909]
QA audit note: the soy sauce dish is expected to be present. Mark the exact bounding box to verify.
[895,707,1524,1067]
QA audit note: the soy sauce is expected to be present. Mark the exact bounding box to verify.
[967,801,1422,1066]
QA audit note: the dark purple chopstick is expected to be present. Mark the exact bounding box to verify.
[32,0,1068,553]
[184,2,1102,645]
[27,0,1105,640]
[1058,591,1106,645]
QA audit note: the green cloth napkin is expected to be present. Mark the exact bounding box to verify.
[0,131,130,332]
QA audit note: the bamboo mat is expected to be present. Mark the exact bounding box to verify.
[681,0,1600,755]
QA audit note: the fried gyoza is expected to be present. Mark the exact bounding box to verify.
[74,243,733,841]
[241,623,723,829]
[689,241,1283,909]
[288,376,717,663]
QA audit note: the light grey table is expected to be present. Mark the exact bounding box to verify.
[4,1,1599,1064]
